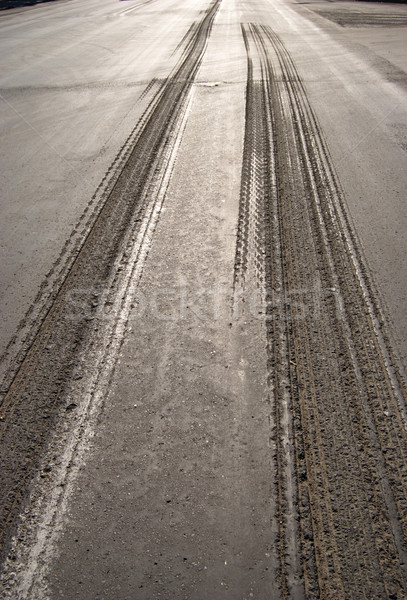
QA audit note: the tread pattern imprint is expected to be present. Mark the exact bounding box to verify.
[234,22,407,600]
[0,0,221,564]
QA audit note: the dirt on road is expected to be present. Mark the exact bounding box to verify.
[236,23,407,597]
[1,0,407,598]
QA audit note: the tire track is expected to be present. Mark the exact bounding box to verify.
[237,22,407,599]
[0,0,221,562]
[0,78,161,390]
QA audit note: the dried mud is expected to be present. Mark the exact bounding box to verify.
[235,22,407,598]
[0,0,221,564]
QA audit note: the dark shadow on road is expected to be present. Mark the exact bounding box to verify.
[0,0,64,10]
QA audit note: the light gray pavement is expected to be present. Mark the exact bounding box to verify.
[0,0,206,376]
[283,0,407,367]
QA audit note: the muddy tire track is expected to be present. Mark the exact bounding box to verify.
[0,0,221,562]
[0,78,160,389]
[236,22,407,599]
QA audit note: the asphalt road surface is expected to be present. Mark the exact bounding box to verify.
[0,0,407,598]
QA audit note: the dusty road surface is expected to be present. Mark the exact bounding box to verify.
[1,0,407,597]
